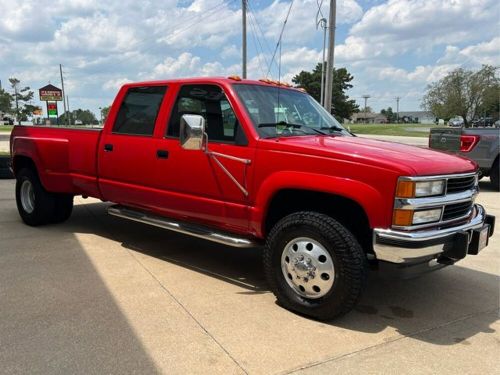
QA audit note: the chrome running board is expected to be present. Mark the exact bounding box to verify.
[107,205,259,248]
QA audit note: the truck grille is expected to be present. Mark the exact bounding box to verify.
[442,201,473,221]
[447,176,476,194]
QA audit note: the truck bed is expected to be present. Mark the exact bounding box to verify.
[10,126,103,198]
[429,127,499,175]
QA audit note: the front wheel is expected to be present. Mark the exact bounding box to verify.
[263,212,367,320]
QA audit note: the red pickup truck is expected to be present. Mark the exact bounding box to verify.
[10,77,495,320]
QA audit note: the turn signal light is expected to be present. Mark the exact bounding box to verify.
[393,209,414,226]
[392,209,413,227]
[396,180,415,198]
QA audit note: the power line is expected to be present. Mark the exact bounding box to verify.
[266,0,295,78]
[248,11,272,76]
[247,10,266,76]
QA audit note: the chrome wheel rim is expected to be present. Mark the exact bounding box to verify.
[20,180,35,214]
[281,237,335,299]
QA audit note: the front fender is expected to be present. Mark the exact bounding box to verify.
[250,171,389,237]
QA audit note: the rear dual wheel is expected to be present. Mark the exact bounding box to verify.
[16,168,73,226]
[264,211,367,321]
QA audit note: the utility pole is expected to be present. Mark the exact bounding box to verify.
[324,0,336,113]
[317,18,327,107]
[362,95,370,124]
[60,64,69,126]
[242,0,247,78]
[395,96,400,123]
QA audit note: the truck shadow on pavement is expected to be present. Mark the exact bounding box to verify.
[0,208,161,373]
[63,201,499,347]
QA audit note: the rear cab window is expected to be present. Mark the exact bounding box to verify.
[113,86,167,136]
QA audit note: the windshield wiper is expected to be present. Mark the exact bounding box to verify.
[320,125,345,132]
[258,121,327,135]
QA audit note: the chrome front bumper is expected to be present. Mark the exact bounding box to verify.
[373,204,494,264]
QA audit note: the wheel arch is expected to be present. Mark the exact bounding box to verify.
[252,172,389,254]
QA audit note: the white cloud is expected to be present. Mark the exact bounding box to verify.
[102,78,132,91]
[0,0,497,117]
[338,0,500,61]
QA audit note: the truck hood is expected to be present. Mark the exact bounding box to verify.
[261,135,477,176]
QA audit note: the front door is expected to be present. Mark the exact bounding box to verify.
[154,84,255,232]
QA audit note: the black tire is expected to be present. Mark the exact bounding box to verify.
[52,194,74,223]
[263,211,367,321]
[490,158,499,191]
[15,168,57,226]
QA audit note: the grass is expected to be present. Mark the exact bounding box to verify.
[0,126,13,132]
[347,123,438,137]
[0,151,10,156]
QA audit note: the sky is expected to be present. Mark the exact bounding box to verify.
[0,0,499,118]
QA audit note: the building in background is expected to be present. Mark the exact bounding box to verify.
[398,111,436,124]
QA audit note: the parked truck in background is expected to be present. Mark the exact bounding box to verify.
[429,127,499,190]
[9,77,496,320]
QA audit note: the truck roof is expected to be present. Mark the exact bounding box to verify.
[121,76,304,92]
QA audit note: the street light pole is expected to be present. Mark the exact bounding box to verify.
[362,95,370,124]
[395,96,400,123]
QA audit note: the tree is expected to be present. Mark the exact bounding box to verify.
[0,88,12,114]
[58,109,98,125]
[100,106,111,123]
[9,78,34,124]
[422,65,499,127]
[381,107,396,123]
[292,63,359,120]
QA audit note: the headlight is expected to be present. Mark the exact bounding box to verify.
[415,180,445,197]
[393,208,443,226]
[396,179,445,198]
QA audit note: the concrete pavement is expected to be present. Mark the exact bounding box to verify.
[0,178,498,374]
[0,134,10,153]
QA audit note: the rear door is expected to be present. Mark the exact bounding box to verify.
[98,85,169,209]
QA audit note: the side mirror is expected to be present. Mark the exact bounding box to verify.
[180,114,205,151]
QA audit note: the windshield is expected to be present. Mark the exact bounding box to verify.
[232,84,351,138]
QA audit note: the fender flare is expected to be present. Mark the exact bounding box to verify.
[250,171,387,237]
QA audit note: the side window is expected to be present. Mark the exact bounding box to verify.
[167,84,245,144]
[112,86,167,136]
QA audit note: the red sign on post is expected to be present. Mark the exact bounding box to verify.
[39,84,63,101]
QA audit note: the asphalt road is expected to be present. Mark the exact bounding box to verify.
[0,178,498,374]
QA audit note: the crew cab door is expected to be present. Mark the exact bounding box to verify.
[98,84,169,209]
[154,84,255,232]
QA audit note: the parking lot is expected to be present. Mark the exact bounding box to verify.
[0,177,498,374]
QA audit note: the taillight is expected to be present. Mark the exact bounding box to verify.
[460,135,479,152]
